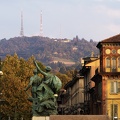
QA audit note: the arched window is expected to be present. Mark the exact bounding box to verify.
[112,57,116,72]
[106,57,111,72]
[118,57,120,68]
[106,57,110,68]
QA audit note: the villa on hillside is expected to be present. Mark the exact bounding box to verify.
[58,34,120,120]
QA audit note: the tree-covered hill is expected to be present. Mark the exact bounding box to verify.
[0,36,99,65]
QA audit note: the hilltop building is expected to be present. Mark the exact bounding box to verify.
[58,34,120,120]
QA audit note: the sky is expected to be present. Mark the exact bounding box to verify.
[0,0,120,41]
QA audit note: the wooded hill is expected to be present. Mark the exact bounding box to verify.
[0,36,99,65]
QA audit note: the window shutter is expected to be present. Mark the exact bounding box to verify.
[111,104,113,120]
[111,104,118,120]
[114,82,117,93]
[117,82,120,93]
[114,104,118,119]
[118,57,120,68]
[111,82,114,93]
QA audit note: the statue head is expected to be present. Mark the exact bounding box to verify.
[45,66,52,72]
[33,69,37,74]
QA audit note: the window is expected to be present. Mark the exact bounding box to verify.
[110,82,120,93]
[106,57,110,68]
[117,57,120,68]
[117,82,120,92]
[112,57,116,72]
[105,57,120,72]
[111,104,118,120]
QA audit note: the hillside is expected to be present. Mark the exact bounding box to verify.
[0,36,99,65]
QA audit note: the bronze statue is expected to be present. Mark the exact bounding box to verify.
[25,69,42,98]
[25,60,62,116]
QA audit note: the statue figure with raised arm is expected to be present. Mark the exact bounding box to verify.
[25,69,42,98]
[25,60,62,116]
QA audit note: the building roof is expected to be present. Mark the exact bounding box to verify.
[82,57,99,65]
[64,76,84,89]
[101,34,120,43]
[97,34,120,48]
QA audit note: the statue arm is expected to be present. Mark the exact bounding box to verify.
[25,79,33,91]
[34,60,47,76]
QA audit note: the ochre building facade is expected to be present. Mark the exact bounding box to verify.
[59,34,120,120]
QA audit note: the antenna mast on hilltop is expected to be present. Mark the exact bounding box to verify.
[20,11,24,37]
[40,10,43,37]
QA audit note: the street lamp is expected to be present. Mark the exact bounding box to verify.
[0,71,3,76]
[0,58,3,76]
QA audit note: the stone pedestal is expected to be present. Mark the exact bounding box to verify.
[32,116,49,120]
[50,115,110,120]
[32,115,110,120]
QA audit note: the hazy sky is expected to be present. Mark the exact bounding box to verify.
[0,0,120,41]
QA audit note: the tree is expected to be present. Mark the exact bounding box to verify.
[0,54,74,119]
[59,66,66,74]
[55,72,71,87]
[0,54,37,119]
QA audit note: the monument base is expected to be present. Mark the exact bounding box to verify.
[32,116,49,120]
[32,115,110,120]
[50,115,110,120]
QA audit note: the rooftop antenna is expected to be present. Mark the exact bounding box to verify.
[20,11,24,37]
[40,10,43,37]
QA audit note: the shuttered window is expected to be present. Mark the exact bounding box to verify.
[112,57,116,72]
[111,104,118,120]
[117,82,120,93]
[118,57,120,68]
[110,82,120,93]
[106,57,110,68]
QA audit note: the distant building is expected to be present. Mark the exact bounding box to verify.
[80,55,99,115]
[58,75,84,115]
[72,47,78,51]
[50,57,75,66]
[61,39,70,43]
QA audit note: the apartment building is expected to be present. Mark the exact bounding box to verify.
[80,56,100,115]
[58,72,84,115]
[59,34,120,120]
[96,34,120,120]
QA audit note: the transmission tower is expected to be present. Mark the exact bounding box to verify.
[20,11,24,37]
[40,10,43,37]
